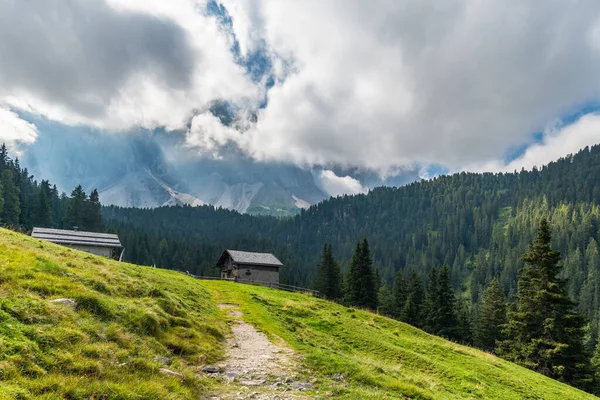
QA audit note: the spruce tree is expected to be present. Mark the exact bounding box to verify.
[437,264,458,340]
[377,284,395,317]
[497,218,595,391]
[346,238,377,309]
[475,278,507,352]
[34,180,53,227]
[64,185,87,229]
[402,271,424,327]
[0,169,20,226]
[456,297,473,345]
[424,267,439,333]
[83,188,103,231]
[314,243,343,300]
[392,270,407,318]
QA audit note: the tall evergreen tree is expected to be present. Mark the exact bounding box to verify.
[314,243,343,300]
[346,238,377,309]
[392,270,407,318]
[34,180,53,227]
[497,218,595,391]
[0,169,20,226]
[83,188,103,231]
[401,271,424,327]
[64,185,87,229]
[377,284,395,317]
[456,297,474,345]
[475,278,507,352]
[437,265,458,340]
[424,267,439,333]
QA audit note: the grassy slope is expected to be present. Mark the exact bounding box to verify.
[0,228,227,399]
[0,228,596,399]
[206,280,597,400]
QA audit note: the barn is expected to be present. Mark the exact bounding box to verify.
[31,227,122,258]
[216,249,282,284]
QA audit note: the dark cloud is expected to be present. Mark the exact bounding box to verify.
[0,0,194,118]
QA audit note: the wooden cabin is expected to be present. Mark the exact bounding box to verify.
[216,249,282,284]
[32,227,122,258]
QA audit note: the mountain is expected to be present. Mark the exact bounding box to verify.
[0,228,593,399]
[19,119,420,215]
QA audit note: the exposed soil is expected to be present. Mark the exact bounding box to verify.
[203,304,315,399]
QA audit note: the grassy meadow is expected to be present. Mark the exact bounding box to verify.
[0,228,226,399]
[206,280,597,399]
[0,227,597,399]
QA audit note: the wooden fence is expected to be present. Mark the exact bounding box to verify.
[181,271,321,297]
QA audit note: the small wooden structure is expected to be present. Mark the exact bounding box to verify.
[216,249,282,284]
[31,227,122,258]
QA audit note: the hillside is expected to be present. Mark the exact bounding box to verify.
[105,145,600,343]
[0,228,596,399]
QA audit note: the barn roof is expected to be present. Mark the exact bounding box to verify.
[31,227,122,248]
[217,249,283,267]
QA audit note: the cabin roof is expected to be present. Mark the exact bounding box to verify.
[31,227,122,248]
[217,249,283,267]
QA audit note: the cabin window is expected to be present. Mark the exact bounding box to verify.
[245,269,251,276]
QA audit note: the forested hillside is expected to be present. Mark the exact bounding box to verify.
[104,145,600,346]
[0,144,103,233]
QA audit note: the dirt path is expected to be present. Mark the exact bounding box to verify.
[203,304,315,400]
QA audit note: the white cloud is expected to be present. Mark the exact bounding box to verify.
[313,170,366,197]
[0,0,260,131]
[2,0,600,173]
[466,113,600,173]
[0,108,39,155]
[220,0,600,170]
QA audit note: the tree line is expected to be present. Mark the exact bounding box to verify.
[317,218,598,393]
[0,143,103,232]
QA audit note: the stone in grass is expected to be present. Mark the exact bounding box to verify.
[159,368,184,379]
[153,356,173,366]
[50,298,77,309]
[202,365,223,374]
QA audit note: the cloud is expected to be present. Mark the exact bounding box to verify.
[0,0,259,130]
[217,1,600,170]
[3,0,600,174]
[466,112,600,173]
[313,170,366,197]
[0,108,39,154]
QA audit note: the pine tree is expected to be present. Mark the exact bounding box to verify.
[83,188,103,231]
[475,278,507,352]
[437,265,458,340]
[346,238,377,309]
[314,243,343,300]
[377,284,395,317]
[34,180,53,227]
[392,270,407,318]
[497,218,595,391]
[424,268,439,333]
[0,169,20,226]
[456,297,473,345]
[402,271,424,327]
[64,185,87,229]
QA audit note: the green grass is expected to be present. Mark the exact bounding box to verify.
[0,227,597,399]
[205,280,597,399]
[0,228,227,399]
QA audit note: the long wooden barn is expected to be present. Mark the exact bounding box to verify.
[31,227,122,258]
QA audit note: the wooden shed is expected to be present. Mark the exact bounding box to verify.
[31,227,122,258]
[216,249,282,284]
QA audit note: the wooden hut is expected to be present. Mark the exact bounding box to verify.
[216,249,282,284]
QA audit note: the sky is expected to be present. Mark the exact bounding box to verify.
[1,0,600,195]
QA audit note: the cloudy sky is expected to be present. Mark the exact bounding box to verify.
[1,0,600,192]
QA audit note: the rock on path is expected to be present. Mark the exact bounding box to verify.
[206,304,313,400]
